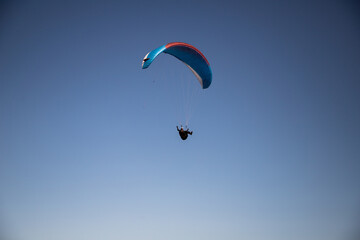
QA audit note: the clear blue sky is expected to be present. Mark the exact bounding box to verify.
[1,1,360,240]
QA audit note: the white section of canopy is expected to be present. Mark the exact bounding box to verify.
[184,63,203,88]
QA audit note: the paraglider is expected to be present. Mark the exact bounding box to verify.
[177,126,193,141]
[142,42,212,140]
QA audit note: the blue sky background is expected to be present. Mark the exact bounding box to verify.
[1,1,360,240]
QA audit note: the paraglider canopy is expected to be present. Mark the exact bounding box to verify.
[142,42,212,89]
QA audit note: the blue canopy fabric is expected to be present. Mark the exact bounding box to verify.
[142,42,212,89]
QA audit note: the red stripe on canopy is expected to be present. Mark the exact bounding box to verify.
[165,42,210,65]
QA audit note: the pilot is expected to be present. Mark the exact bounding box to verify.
[176,126,193,140]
